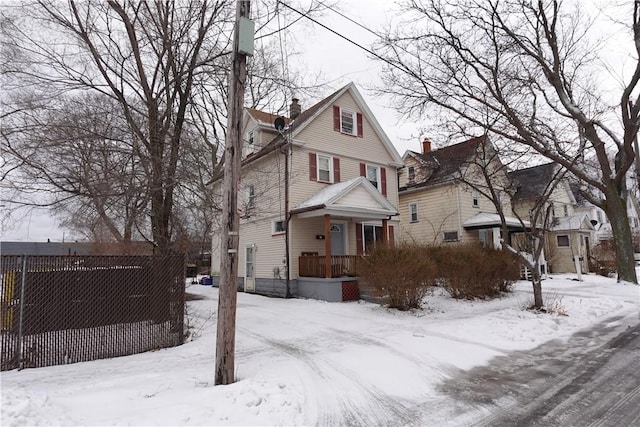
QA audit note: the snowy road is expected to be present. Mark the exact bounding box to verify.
[1,274,638,426]
[442,319,640,427]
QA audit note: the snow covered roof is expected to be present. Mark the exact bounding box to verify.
[550,214,594,232]
[463,212,530,230]
[291,177,398,220]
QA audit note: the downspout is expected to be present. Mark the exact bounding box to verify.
[456,183,463,241]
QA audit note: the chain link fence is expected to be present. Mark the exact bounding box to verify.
[1,255,185,370]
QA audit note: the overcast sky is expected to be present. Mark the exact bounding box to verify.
[2,0,419,243]
[2,0,634,242]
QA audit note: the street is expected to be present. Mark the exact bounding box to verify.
[439,316,640,426]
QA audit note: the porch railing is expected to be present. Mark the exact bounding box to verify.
[299,255,360,278]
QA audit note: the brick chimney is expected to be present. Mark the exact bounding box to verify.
[422,137,432,153]
[290,98,301,120]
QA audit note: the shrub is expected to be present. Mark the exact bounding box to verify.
[591,239,617,276]
[359,243,436,310]
[428,244,519,299]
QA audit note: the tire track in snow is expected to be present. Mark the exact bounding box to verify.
[238,326,427,426]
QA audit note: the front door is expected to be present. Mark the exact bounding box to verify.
[330,223,345,255]
[245,245,255,292]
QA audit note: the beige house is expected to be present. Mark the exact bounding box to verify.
[210,83,403,301]
[398,136,524,249]
[510,162,594,274]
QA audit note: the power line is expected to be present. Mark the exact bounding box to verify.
[318,0,383,39]
[275,0,410,76]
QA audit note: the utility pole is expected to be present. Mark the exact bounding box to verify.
[215,0,253,386]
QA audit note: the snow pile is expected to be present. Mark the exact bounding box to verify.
[1,273,638,426]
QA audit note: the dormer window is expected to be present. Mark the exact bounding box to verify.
[333,106,363,137]
[408,166,415,183]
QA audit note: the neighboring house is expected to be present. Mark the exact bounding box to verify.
[398,136,525,249]
[547,214,595,273]
[510,163,592,274]
[210,83,403,301]
[570,182,609,241]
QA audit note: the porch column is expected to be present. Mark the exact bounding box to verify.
[324,214,331,278]
[382,219,388,245]
[492,227,501,249]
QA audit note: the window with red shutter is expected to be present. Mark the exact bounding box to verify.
[380,167,387,196]
[334,105,360,136]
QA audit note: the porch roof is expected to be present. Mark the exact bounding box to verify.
[550,214,595,232]
[291,177,399,220]
[463,212,530,230]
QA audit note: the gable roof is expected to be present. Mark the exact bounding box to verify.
[510,162,561,202]
[245,108,291,126]
[242,82,402,166]
[291,177,398,221]
[400,135,487,191]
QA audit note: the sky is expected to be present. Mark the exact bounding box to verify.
[2,273,639,426]
[1,0,417,243]
[1,0,634,242]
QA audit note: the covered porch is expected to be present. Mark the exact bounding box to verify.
[290,177,398,298]
[463,212,530,249]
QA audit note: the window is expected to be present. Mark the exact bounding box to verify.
[247,184,255,208]
[443,231,459,242]
[309,153,340,183]
[273,220,285,234]
[408,166,415,183]
[366,165,380,189]
[363,224,383,252]
[409,203,418,222]
[359,162,386,195]
[557,235,570,247]
[341,109,356,135]
[495,190,501,205]
[333,106,363,137]
[317,155,332,182]
[472,188,479,207]
[563,205,568,217]
[248,131,254,147]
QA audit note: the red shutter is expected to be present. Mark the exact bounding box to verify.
[380,167,387,196]
[356,223,363,255]
[309,152,317,181]
[333,106,340,132]
[388,225,395,247]
[359,162,366,177]
[333,157,340,183]
[357,113,363,137]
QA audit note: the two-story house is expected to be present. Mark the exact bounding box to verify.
[398,136,525,249]
[210,83,403,301]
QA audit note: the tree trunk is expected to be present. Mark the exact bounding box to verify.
[530,269,543,309]
[605,187,638,283]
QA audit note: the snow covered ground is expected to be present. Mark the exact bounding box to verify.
[2,273,638,426]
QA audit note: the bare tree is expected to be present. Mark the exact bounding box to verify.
[375,0,640,283]
[1,0,234,252]
[1,0,331,250]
